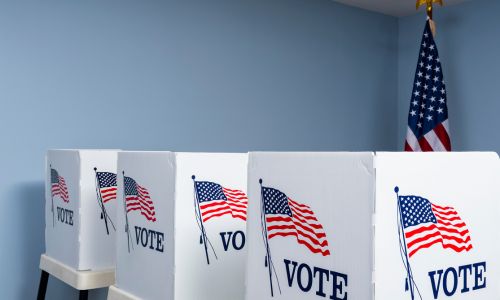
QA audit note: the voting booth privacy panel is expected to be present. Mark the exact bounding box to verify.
[45,149,118,271]
[374,152,500,300]
[115,152,248,300]
[246,152,375,300]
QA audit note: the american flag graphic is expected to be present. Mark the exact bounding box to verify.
[124,176,156,222]
[399,195,472,258]
[195,181,248,222]
[262,187,330,256]
[405,20,451,152]
[96,172,117,203]
[51,168,69,202]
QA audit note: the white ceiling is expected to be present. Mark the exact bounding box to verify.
[332,0,471,17]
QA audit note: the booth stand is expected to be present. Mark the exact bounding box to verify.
[107,285,140,300]
[37,254,115,300]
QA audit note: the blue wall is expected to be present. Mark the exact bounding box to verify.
[0,0,397,298]
[398,0,500,151]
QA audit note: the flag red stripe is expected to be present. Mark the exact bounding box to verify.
[288,202,314,215]
[101,192,116,199]
[404,141,414,151]
[200,200,228,210]
[406,223,469,239]
[406,229,471,250]
[267,227,329,248]
[418,137,434,152]
[199,199,248,210]
[433,123,451,151]
[432,204,453,210]
[432,208,458,216]
[266,217,329,249]
[127,206,156,221]
[267,215,324,232]
[126,205,155,217]
[437,220,466,228]
[203,210,232,222]
[409,238,473,257]
[290,206,322,223]
[226,201,247,209]
[126,196,155,210]
[433,213,461,222]
[268,221,327,240]
[288,198,312,210]
[100,187,116,194]
[126,200,155,211]
[201,205,246,217]
[204,211,246,222]
[266,231,330,256]
[289,209,323,229]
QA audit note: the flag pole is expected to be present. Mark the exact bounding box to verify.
[94,168,110,235]
[50,165,55,227]
[192,175,210,265]
[259,179,275,297]
[416,0,442,36]
[395,187,415,300]
[122,171,132,253]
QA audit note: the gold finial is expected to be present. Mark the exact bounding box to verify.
[416,0,443,19]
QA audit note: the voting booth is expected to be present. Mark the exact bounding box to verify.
[45,149,118,271]
[113,152,248,300]
[245,152,375,300]
[374,152,500,300]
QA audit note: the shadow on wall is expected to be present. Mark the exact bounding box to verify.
[8,181,45,299]
[8,181,108,299]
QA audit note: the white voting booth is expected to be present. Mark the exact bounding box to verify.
[45,149,118,272]
[40,150,118,299]
[111,152,248,300]
[374,152,500,300]
[41,150,500,299]
[245,151,500,300]
[245,152,375,300]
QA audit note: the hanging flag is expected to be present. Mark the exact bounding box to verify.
[51,168,69,202]
[399,194,472,258]
[262,186,330,256]
[96,172,117,203]
[124,176,156,222]
[195,181,248,222]
[405,20,451,152]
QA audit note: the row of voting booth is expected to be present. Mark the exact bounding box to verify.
[44,150,500,299]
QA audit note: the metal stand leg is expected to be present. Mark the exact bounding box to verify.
[79,290,89,300]
[37,270,49,300]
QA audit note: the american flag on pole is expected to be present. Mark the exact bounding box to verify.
[195,181,248,222]
[405,20,451,152]
[96,172,117,203]
[399,195,472,258]
[262,187,330,256]
[51,168,69,202]
[124,176,156,222]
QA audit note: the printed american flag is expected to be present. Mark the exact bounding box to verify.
[405,20,451,152]
[262,187,330,256]
[399,195,472,258]
[96,172,117,203]
[51,168,69,202]
[195,181,248,222]
[124,176,156,222]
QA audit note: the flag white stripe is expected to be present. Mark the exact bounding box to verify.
[405,127,422,151]
[424,129,447,151]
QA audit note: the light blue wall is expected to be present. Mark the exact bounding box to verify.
[398,0,500,151]
[0,0,397,298]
